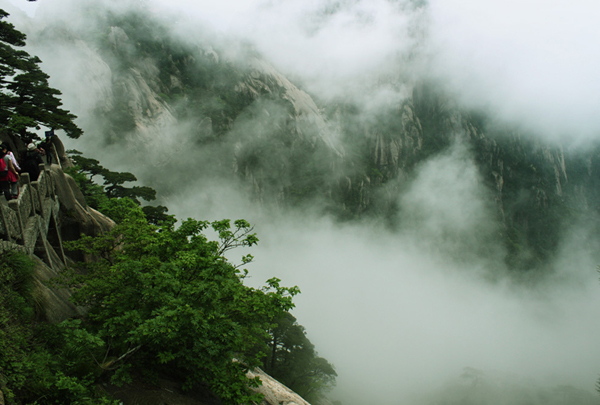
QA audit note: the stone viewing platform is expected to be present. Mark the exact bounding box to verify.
[0,163,66,271]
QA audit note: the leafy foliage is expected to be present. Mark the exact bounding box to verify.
[0,250,36,403]
[0,10,82,138]
[0,200,303,404]
[62,199,300,404]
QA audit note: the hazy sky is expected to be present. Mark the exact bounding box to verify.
[426,0,600,142]
[6,0,35,16]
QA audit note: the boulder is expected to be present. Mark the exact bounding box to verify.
[49,165,114,253]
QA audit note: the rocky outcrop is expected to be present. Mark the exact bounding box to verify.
[49,165,114,246]
[0,143,114,323]
[243,58,344,157]
[248,368,312,405]
[371,101,423,179]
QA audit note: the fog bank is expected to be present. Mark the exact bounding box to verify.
[170,142,600,405]
[252,217,600,405]
[132,0,600,143]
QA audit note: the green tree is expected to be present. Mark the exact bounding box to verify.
[64,150,107,207]
[67,149,156,205]
[0,10,82,138]
[63,199,300,404]
[101,170,156,202]
[66,149,172,224]
[264,312,337,403]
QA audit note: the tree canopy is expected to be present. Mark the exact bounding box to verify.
[67,149,156,202]
[0,200,301,404]
[66,149,175,225]
[0,9,82,138]
[62,199,300,404]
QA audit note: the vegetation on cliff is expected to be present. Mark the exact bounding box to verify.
[264,312,337,403]
[0,10,336,403]
[0,204,301,404]
[0,249,117,404]
[62,199,300,404]
[65,149,172,225]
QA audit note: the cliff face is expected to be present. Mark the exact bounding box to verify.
[24,10,600,271]
[0,134,315,405]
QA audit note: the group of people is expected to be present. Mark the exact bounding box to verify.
[0,133,53,202]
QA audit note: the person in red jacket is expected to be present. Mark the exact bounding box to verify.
[0,143,19,200]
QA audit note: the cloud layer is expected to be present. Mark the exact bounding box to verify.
[425,0,600,142]
[126,0,600,142]
[11,0,600,141]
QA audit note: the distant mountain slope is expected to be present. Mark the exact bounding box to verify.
[24,6,600,274]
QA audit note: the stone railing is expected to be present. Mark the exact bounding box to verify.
[0,164,66,268]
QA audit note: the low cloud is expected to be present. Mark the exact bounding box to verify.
[247,193,600,405]
[6,0,600,142]
[131,0,600,143]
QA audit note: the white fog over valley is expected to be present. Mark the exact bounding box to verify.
[4,0,600,404]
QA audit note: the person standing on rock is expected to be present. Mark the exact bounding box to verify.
[39,129,55,165]
[0,143,19,200]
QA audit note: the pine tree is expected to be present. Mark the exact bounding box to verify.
[0,9,82,138]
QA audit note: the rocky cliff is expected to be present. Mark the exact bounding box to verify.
[0,134,114,323]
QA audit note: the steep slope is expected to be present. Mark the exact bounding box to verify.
[0,134,327,405]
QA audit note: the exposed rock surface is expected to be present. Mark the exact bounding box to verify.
[31,253,86,323]
[248,368,312,405]
[49,165,114,247]
[244,58,344,157]
[40,165,114,318]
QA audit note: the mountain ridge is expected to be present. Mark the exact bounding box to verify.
[20,6,600,274]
